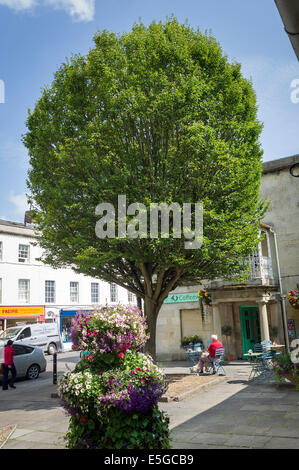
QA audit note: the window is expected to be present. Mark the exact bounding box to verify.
[18,279,30,303]
[127,290,135,303]
[45,280,55,303]
[110,283,118,302]
[61,316,73,342]
[70,282,79,303]
[91,283,99,303]
[18,327,31,339]
[13,344,34,356]
[18,244,30,263]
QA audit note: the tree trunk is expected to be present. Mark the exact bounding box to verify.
[143,296,161,362]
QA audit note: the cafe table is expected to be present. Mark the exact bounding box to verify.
[243,352,264,363]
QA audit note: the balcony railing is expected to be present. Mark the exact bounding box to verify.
[248,252,273,282]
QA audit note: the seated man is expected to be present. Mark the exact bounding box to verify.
[191,334,223,374]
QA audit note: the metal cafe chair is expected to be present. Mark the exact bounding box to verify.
[187,343,203,372]
[207,347,226,376]
[249,345,274,381]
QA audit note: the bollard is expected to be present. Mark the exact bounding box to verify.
[53,352,57,385]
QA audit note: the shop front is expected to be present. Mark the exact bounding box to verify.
[0,306,45,331]
[60,308,93,351]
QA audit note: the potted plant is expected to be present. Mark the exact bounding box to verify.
[272,351,299,390]
[221,325,233,361]
[181,335,203,348]
[269,325,278,342]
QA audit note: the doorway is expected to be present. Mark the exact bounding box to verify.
[240,306,261,355]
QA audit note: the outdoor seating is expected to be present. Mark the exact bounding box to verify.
[186,342,203,369]
[207,347,226,376]
[249,344,274,381]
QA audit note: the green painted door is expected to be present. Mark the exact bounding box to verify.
[240,306,261,355]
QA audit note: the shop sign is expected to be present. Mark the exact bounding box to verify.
[0,306,45,317]
[163,292,198,304]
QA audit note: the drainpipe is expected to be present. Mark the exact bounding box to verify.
[269,227,290,351]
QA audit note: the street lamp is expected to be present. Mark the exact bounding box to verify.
[290,163,299,178]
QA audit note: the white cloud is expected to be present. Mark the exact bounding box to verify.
[9,191,29,218]
[0,0,95,21]
[47,0,95,22]
[0,0,36,10]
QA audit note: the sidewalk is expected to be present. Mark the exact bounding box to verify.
[1,361,299,449]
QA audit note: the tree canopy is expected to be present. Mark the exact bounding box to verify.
[24,18,266,357]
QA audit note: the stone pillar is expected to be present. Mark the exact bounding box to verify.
[258,301,270,342]
[212,303,222,341]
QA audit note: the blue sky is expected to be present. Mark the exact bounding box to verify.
[0,0,298,222]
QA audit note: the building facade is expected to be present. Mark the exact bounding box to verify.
[156,154,299,361]
[0,219,136,347]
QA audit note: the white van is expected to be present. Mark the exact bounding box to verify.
[0,323,62,355]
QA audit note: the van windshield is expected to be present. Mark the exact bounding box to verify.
[0,327,23,340]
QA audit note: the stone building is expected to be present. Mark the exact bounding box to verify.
[156,154,299,361]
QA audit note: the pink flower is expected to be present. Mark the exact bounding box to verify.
[88,355,94,360]
[80,418,86,422]
[118,352,125,358]
[99,370,103,375]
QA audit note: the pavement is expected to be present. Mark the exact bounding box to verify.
[1,357,299,450]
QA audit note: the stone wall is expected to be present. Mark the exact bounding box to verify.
[261,164,299,341]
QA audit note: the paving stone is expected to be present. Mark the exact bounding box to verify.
[265,426,299,438]
[189,432,229,446]
[263,437,299,449]
[2,439,34,449]
[10,428,34,439]
[15,431,65,444]
[230,425,272,436]
[224,434,271,448]
[170,431,197,443]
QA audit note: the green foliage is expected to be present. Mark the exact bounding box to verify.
[23,18,266,355]
[181,335,202,345]
[269,326,278,340]
[221,325,233,336]
[65,406,170,449]
[272,352,299,391]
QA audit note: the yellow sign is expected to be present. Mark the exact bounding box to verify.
[0,306,44,317]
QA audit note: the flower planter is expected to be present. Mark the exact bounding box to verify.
[284,373,299,386]
[58,305,171,449]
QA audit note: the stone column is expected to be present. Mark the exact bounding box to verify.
[258,301,270,342]
[212,303,222,341]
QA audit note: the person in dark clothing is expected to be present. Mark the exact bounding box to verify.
[2,340,16,390]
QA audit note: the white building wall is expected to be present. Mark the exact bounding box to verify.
[0,224,135,313]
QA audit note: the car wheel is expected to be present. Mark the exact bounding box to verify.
[26,364,40,380]
[48,343,57,355]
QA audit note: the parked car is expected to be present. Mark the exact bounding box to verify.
[0,323,62,355]
[0,343,47,381]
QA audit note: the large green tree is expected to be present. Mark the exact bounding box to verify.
[24,19,266,359]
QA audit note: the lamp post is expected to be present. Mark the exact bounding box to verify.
[290,163,299,178]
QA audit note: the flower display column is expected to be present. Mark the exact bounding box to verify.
[58,305,170,449]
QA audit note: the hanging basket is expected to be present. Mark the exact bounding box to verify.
[197,290,212,323]
[287,290,299,310]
